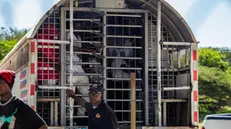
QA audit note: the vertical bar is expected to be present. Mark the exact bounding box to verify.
[144,11,149,126]
[157,0,162,127]
[163,102,167,126]
[69,0,74,128]
[55,101,59,126]
[60,7,66,126]
[29,40,37,111]
[103,11,107,103]
[130,73,136,129]
[51,102,54,125]
[191,42,199,126]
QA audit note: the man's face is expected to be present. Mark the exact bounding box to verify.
[88,91,102,105]
[0,79,10,96]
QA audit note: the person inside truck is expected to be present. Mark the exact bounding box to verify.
[66,83,119,129]
[0,70,48,129]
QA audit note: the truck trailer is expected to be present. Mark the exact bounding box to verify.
[0,0,199,128]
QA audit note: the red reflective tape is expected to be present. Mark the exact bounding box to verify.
[31,106,35,110]
[31,63,35,74]
[193,70,197,81]
[194,111,198,122]
[194,91,198,102]
[30,84,35,96]
[193,50,197,60]
[31,42,35,53]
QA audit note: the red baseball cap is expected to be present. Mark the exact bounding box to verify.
[0,70,16,89]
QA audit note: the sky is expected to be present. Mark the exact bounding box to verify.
[0,0,230,47]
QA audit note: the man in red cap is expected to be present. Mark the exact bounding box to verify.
[0,70,48,129]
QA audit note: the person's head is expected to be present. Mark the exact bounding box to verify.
[0,70,15,97]
[88,83,104,105]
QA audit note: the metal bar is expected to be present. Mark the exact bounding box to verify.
[163,102,167,126]
[106,78,142,81]
[157,0,162,127]
[105,88,142,91]
[37,39,70,44]
[106,24,142,28]
[130,73,136,129]
[60,7,66,125]
[106,57,142,60]
[67,51,101,55]
[149,47,177,51]
[66,29,101,33]
[72,73,102,76]
[38,86,71,90]
[73,40,101,44]
[162,42,191,46]
[144,10,149,126]
[106,35,142,39]
[66,62,101,65]
[38,45,59,49]
[69,0,74,128]
[66,18,101,22]
[66,105,83,108]
[106,14,142,18]
[106,67,142,70]
[118,121,143,124]
[38,67,56,70]
[163,86,191,91]
[37,98,60,102]
[149,68,177,71]
[55,101,59,126]
[153,99,188,103]
[105,46,142,49]
[103,11,107,103]
[65,83,92,86]
[66,116,89,118]
[51,102,54,126]
[63,7,147,13]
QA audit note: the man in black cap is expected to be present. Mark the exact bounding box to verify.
[0,70,47,129]
[66,83,119,129]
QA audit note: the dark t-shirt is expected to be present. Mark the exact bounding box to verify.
[85,100,119,129]
[0,96,46,129]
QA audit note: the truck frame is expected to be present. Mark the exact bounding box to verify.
[0,0,199,129]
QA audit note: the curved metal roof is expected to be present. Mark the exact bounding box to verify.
[0,0,197,67]
[26,0,196,42]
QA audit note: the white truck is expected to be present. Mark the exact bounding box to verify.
[201,114,231,129]
[0,0,199,129]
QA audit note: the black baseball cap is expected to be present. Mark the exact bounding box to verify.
[88,83,104,93]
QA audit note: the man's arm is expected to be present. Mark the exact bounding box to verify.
[66,89,88,108]
[72,94,88,108]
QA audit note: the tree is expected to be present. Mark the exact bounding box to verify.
[0,27,29,61]
[198,48,229,71]
[199,66,231,119]
[198,47,231,121]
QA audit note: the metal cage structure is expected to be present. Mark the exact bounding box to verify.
[0,0,199,128]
